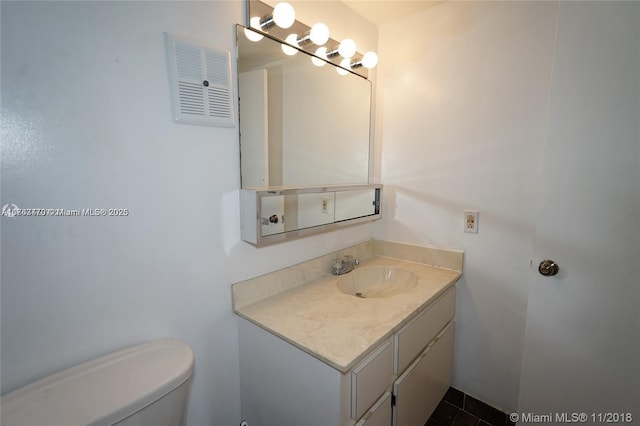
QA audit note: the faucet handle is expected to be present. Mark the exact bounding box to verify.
[331,259,343,274]
[343,255,359,265]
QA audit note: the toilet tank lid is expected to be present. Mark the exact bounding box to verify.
[1,338,194,426]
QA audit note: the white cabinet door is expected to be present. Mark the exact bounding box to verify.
[355,392,392,426]
[394,287,455,374]
[352,340,394,421]
[335,189,376,221]
[392,322,454,426]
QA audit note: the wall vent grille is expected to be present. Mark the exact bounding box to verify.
[165,32,235,127]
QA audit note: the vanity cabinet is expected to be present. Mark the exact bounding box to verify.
[393,322,455,425]
[237,286,456,426]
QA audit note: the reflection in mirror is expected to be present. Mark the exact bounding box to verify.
[259,188,378,237]
[240,185,381,245]
[237,25,372,189]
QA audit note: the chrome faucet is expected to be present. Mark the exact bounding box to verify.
[331,255,360,275]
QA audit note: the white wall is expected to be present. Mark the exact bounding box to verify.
[10,0,633,422]
[0,1,376,424]
[375,1,559,412]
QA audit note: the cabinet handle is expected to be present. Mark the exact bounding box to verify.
[538,259,559,276]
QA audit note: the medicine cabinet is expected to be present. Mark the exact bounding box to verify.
[240,185,381,246]
[236,15,381,245]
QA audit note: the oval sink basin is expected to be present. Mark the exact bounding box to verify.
[336,266,418,299]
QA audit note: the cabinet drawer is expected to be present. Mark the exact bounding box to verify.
[394,286,455,374]
[354,392,392,426]
[351,340,393,421]
[392,322,455,426]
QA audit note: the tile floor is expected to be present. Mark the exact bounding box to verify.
[426,387,515,426]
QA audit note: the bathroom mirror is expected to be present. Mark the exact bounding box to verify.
[236,25,372,189]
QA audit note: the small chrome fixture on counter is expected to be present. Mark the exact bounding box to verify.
[332,255,360,275]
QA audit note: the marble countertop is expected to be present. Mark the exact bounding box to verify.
[234,255,461,373]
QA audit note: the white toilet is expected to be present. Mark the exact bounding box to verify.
[1,338,194,426]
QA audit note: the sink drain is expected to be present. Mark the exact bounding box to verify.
[355,292,365,298]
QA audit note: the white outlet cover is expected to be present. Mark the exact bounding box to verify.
[464,210,479,233]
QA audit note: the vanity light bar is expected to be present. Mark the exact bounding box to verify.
[258,1,296,30]
[350,51,379,70]
[245,0,376,78]
[297,23,330,46]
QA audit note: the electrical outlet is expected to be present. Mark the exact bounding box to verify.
[321,197,330,214]
[464,210,479,233]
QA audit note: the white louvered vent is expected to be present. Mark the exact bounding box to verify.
[164,32,235,127]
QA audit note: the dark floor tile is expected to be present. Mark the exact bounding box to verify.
[426,418,446,426]
[452,410,480,426]
[443,387,465,409]
[464,395,507,426]
[431,400,460,426]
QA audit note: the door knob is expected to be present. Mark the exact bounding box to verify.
[538,259,559,276]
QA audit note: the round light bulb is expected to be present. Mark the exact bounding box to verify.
[361,51,378,69]
[309,23,330,45]
[337,58,350,75]
[244,17,264,42]
[273,2,296,29]
[338,38,356,59]
[311,47,327,67]
[251,16,262,29]
[282,33,298,56]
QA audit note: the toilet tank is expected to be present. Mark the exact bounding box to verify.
[1,339,194,426]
